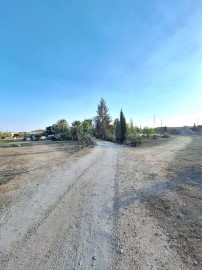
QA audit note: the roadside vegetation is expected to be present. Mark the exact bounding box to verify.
[93,98,155,146]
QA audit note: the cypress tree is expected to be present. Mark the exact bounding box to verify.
[120,109,127,143]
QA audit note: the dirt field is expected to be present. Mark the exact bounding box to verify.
[0,136,201,269]
[114,136,202,270]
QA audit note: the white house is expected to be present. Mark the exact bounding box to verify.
[30,129,45,135]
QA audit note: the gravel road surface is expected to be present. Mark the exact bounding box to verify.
[0,138,196,270]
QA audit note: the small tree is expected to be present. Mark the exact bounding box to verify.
[143,127,155,138]
[82,119,93,134]
[46,126,54,135]
[57,119,68,133]
[71,121,81,140]
[128,119,136,134]
[80,119,94,145]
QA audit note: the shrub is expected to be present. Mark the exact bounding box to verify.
[105,132,116,142]
[80,132,94,146]
[143,127,155,138]
[60,132,72,140]
[127,133,137,141]
[126,133,142,147]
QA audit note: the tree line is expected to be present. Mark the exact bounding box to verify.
[44,98,155,146]
[93,98,152,145]
[45,119,94,146]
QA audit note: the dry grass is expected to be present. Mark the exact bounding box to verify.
[0,141,93,211]
[0,140,94,183]
[146,136,202,268]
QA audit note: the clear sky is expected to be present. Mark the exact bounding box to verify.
[0,0,202,131]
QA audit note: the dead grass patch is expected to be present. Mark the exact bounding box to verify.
[146,137,202,269]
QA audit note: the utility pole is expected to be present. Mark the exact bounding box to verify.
[161,120,162,135]
[153,114,156,129]
[197,116,199,132]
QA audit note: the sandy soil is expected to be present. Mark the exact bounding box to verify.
[0,137,201,269]
[113,136,202,270]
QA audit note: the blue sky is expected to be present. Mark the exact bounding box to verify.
[0,0,202,131]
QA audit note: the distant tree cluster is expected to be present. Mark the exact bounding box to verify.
[43,97,158,147]
[94,98,149,146]
[45,118,94,146]
[0,98,157,147]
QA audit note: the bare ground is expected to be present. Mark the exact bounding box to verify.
[113,136,202,270]
[0,137,201,269]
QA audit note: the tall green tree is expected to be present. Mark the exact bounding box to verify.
[71,121,81,140]
[120,109,127,143]
[56,119,69,133]
[113,118,120,142]
[51,119,69,134]
[94,98,111,139]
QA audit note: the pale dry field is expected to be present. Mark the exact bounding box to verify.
[0,141,91,211]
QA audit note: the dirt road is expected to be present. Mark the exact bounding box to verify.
[0,137,201,269]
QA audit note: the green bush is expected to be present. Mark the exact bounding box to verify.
[143,127,155,138]
[34,134,42,139]
[1,135,6,139]
[80,132,94,146]
[127,132,137,141]
[105,132,116,142]
[60,132,72,140]
[136,135,143,145]
[126,133,142,146]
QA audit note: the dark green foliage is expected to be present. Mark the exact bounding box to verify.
[113,118,120,142]
[80,119,94,146]
[34,134,42,139]
[46,126,54,135]
[52,119,69,134]
[105,131,116,142]
[94,98,111,139]
[119,109,127,143]
[71,121,82,140]
[71,119,94,146]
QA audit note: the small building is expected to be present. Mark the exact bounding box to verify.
[30,129,45,135]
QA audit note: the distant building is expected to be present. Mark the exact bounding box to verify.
[30,129,45,135]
